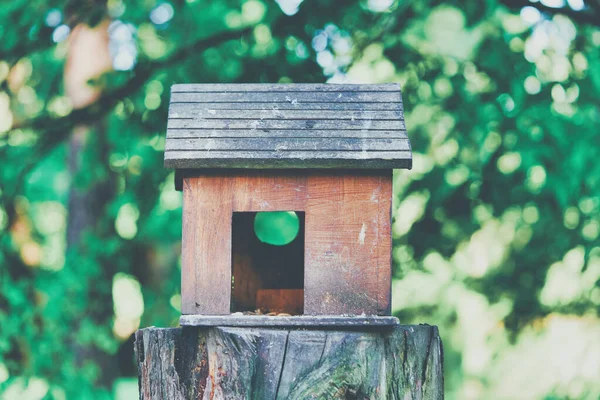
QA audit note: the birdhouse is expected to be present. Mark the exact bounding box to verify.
[165,83,411,327]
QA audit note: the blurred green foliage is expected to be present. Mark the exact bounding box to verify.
[0,0,599,399]
[254,211,300,246]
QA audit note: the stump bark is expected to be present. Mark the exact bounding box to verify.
[135,325,443,399]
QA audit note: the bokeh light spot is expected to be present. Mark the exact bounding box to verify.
[254,211,300,246]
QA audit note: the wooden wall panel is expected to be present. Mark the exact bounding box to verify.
[181,178,198,314]
[305,172,391,316]
[232,172,307,212]
[182,176,233,315]
[181,170,392,316]
[376,177,393,314]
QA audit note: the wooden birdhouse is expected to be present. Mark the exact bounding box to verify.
[165,83,411,327]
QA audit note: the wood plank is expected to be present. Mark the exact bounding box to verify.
[169,101,403,111]
[377,175,393,315]
[305,173,392,316]
[165,137,410,152]
[167,118,405,130]
[170,91,401,104]
[164,150,412,169]
[164,151,412,169]
[179,315,399,327]
[182,176,233,314]
[256,289,304,314]
[166,128,408,139]
[135,325,444,399]
[168,107,402,120]
[231,172,307,211]
[181,178,197,314]
[171,83,401,92]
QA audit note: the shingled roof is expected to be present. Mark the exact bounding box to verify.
[164,83,411,169]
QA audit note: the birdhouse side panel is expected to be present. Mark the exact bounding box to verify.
[304,173,392,316]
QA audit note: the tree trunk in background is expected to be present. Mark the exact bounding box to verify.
[64,20,118,386]
[64,18,112,250]
[135,325,444,399]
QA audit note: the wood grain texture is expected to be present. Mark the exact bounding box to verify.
[231,172,307,211]
[179,315,399,327]
[169,107,402,120]
[170,91,401,103]
[171,83,402,92]
[170,101,403,111]
[165,83,411,170]
[256,289,304,314]
[166,128,408,139]
[135,325,444,399]
[181,179,197,314]
[305,172,392,316]
[182,177,233,315]
[377,176,393,315]
[167,118,405,130]
[166,151,412,170]
[166,138,410,151]
[181,171,392,317]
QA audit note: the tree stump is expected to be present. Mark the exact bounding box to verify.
[135,325,443,399]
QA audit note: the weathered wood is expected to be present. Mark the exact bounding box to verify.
[166,151,412,170]
[170,91,401,103]
[305,172,392,316]
[231,172,307,212]
[167,119,405,130]
[181,171,392,316]
[164,83,411,170]
[166,128,408,139]
[135,325,444,399]
[179,315,399,327]
[256,289,304,314]
[181,177,233,315]
[165,138,410,152]
[169,108,402,120]
[169,101,403,111]
[181,179,198,314]
[171,83,402,92]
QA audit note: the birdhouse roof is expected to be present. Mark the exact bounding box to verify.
[164,83,411,169]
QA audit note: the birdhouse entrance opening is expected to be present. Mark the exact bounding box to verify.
[231,211,305,316]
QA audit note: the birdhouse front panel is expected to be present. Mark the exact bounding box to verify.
[165,84,411,322]
[180,170,392,316]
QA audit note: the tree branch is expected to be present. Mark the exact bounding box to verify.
[3,25,254,210]
[15,26,253,133]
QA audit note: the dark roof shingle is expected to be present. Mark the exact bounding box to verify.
[165,83,411,169]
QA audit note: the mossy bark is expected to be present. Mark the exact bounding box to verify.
[135,325,443,399]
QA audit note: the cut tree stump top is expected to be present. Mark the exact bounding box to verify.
[135,325,443,399]
[164,83,412,170]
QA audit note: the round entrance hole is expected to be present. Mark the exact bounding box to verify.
[253,211,300,246]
